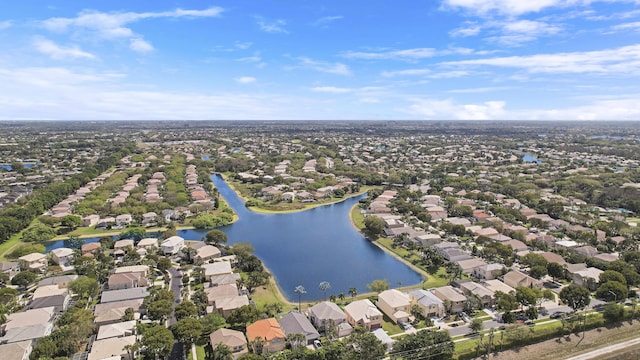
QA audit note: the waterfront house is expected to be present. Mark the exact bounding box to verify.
[307,301,349,334]
[115,214,132,227]
[344,299,383,330]
[82,214,100,227]
[202,262,232,281]
[161,236,185,255]
[81,242,101,257]
[195,245,221,262]
[376,289,412,324]
[278,311,320,345]
[246,318,286,354]
[18,253,47,274]
[210,329,248,359]
[137,238,158,250]
[50,247,74,268]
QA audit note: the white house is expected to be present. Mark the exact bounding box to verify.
[161,236,185,255]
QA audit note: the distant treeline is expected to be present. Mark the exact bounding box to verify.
[0,143,136,244]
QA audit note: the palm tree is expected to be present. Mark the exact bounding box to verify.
[294,285,306,312]
[182,247,197,264]
[286,333,306,351]
[338,293,346,302]
[319,281,331,301]
[329,294,337,302]
[211,343,233,360]
[349,287,358,299]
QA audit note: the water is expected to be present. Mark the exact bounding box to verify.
[201,156,210,161]
[0,163,38,170]
[45,175,423,301]
[522,154,542,164]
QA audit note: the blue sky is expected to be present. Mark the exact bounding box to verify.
[0,0,639,120]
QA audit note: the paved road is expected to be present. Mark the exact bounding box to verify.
[167,266,182,327]
[564,337,640,360]
[448,319,502,337]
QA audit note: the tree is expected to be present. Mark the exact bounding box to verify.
[211,343,234,360]
[342,329,386,360]
[286,332,307,351]
[515,287,540,310]
[172,318,203,350]
[182,247,197,264]
[547,262,565,282]
[349,287,358,298]
[560,284,591,311]
[142,325,174,359]
[363,216,385,240]
[157,257,172,272]
[319,281,331,301]
[470,318,483,334]
[599,270,627,286]
[174,300,198,321]
[445,262,463,282]
[603,302,625,323]
[121,307,135,321]
[206,229,228,246]
[147,299,173,323]
[227,305,260,329]
[294,285,306,312]
[367,279,389,293]
[11,270,37,287]
[391,330,454,360]
[21,223,57,242]
[529,265,548,280]
[68,276,99,300]
[596,281,628,302]
[200,312,227,341]
[60,215,82,230]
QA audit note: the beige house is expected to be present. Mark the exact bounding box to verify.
[50,247,74,267]
[344,299,383,330]
[108,271,148,290]
[503,270,543,289]
[18,253,47,273]
[81,242,101,257]
[376,289,412,324]
[473,263,504,280]
[88,335,136,360]
[408,289,445,319]
[0,340,32,360]
[432,286,467,313]
[195,245,221,262]
[202,262,232,281]
[210,328,248,359]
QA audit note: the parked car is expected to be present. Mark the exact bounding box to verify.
[313,340,322,349]
[550,312,564,319]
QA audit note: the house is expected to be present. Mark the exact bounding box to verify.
[27,286,70,313]
[537,251,567,266]
[570,267,603,290]
[161,236,185,255]
[141,212,157,226]
[432,286,467,313]
[376,289,412,324]
[195,245,221,262]
[96,320,136,340]
[0,307,55,344]
[473,263,504,280]
[137,238,158,250]
[246,318,286,354]
[426,206,448,220]
[0,261,20,281]
[81,242,101,257]
[114,265,149,276]
[18,253,47,273]
[573,245,599,258]
[458,281,495,307]
[503,271,543,289]
[210,328,248,359]
[209,273,242,287]
[415,234,442,247]
[93,299,144,326]
[408,289,445,319]
[202,262,232,281]
[88,335,136,360]
[100,287,149,303]
[50,247,74,267]
[344,299,383,330]
[482,279,516,295]
[114,239,135,252]
[0,340,32,360]
[456,258,488,274]
[38,274,78,288]
[278,311,320,345]
[82,214,100,227]
[205,284,249,317]
[115,214,133,227]
[108,271,148,290]
[307,301,349,334]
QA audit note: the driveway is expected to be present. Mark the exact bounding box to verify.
[167,266,182,327]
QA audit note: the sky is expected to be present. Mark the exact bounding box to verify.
[0,1,639,120]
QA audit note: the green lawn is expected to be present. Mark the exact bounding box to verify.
[0,218,38,260]
[381,314,404,335]
[187,345,205,360]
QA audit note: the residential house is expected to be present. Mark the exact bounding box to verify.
[114,265,149,276]
[415,234,442,247]
[456,258,488,274]
[137,238,158,250]
[0,340,32,360]
[50,247,74,267]
[458,281,495,307]
[195,245,221,262]
[536,251,567,266]
[246,318,286,354]
[108,271,148,290]
[93,299,144,326]
[202,262,232,281]
[0,261,20,281]
[115,214,133,227]
[27,285,70,313]
[570,266,603,290]
[0,307,55,344]
[432,286,467,313]
[472,263,504,280]
[96,320,136,340]
[161,236,185,255]
[81,242,101,257]
[38,274,78,288]
[344,299,383,330]
[278,311,320,345]
[141,212,157,226]
[87,335,136,360]
[82,214,100,227]
[210,328,248,359]
[573,246,599,258]
[408,289,445,319]
[209,273,241,287]
[18,253,47,273]
[114,239,134,252]
[503,271,543,289]
[482,279,516,295]
[376,289,412,324]
[307,301,350,334]
[100,287,149,304]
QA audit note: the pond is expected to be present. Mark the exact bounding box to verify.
[46,175,423,301]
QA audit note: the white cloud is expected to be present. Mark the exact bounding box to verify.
[313,16,344,26]
[448,86,512,93]
[382,68,432,77]
[33,38,96,60]
[235,76,256,84]
[491,19,562,45]
[256,18,288,33]
[522,97,640,120]
[450,25,482,37]
[311,86,353,93]
[40,7,222,51]
[442,0,564,16]
[611,21,640,32]
[429,70,471,78]
[342,48,437,61]
[296,57,351,75]
[0,20,11,30]
[406,98,507,120]
[129,38,154,53]
[441,44,640,74]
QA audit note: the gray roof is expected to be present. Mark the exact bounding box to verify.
[37,274,78,287]
[409,289,444,308]
[209,273,241,286]
[308,301,347,322]
[278,312,320,342]
[27,294,69,310]
[0,323,52,343]
[100,287,149,303]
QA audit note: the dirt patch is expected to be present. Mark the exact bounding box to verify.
[488,320,640,360]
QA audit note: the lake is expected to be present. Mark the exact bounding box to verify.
[46,175,423,301]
